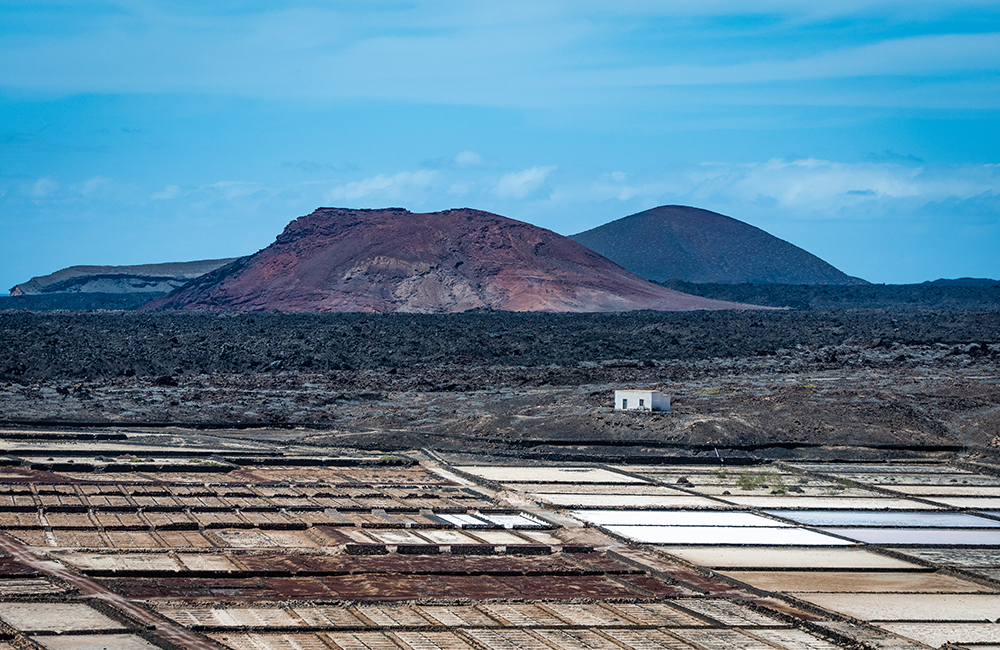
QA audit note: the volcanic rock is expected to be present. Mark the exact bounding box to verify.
[143,207,755,313]
[570,205,867,285]
[10,259,241,296]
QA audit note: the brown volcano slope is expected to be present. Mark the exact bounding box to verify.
[143,207,757,313]
[571,205,867,285]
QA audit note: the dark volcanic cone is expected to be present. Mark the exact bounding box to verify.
[571,205,868,285]
[143,207,759,313]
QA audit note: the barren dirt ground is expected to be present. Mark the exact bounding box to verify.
[0,310,997,462]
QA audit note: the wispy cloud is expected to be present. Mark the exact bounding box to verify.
[205,181,267,201]
[4,155,998,288]
[326,170,438,203]
[280,160,360,173]
[494,165,556,199]
[454,150,485,167]
[71,176,115,198]
[592,33,1000,87]
[25,177,58,198]
[3,3,996,109]
[682,159,1000,214]
[151,185,183,200]
[14,159,1000,225]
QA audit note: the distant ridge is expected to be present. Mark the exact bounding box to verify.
[571,205,867,285]
[143,207,759,313]
[925,278,1000,287]
[10,259,241,296]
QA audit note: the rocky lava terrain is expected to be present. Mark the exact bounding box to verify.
[144,207,749,313]
[1,309,997,461]
[660,281,1000,310]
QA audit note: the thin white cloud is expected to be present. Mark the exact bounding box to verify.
[548,175,670,205]
[494,165,556,200]
[589,32,1000,87]
[18,161,1000,229]
[151,184,183,200]
[26,177,58,198]
[326,170,438,202]
[71,176,108,196]
[684,159,1000,213]
[454,150,485,167]
[206,181,266,201]
[5,157,998,288]
[545,159,1000,227]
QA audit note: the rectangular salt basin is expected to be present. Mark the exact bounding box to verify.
[176,553,238,572]
[209,633,333,650]
[338,529,378,543]
[835,473,1000,486]
[571,510,790,527]
[414,529,481,545]
[33,635,162,650]
[692,485,878,497]
[823,527,1000,545]
[169,608,301,627]
[605,525,853,545]
[534,494,723,508]
[455,466,645,483]
[789,463,961,474]
[651,473,805,487]
[505,483,688,495]
[366,529,429,545]
[715,496,939,509]
[767,510,1000,528]
[887,485,1000,497]
[925,497,1000,509]
[882,485,1000,496]
[877,623,1000,647]
[465,530,531,545]
[54,552,183,572]
[515,530,565,545]
[436,513,494,528]
[663,547,923,569]
[0,602,126,633]
[799,593,1000,621]
[613,464,727,474]
[475,513,546,528]
[718,570,994,593]
[893,548,1000,568]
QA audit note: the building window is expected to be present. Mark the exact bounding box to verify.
[639,399,644,408]
[622,399,628,409]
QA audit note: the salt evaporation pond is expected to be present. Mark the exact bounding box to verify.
[821,527,1000,545]
[571,510,790,527]
[537,494,721,508]
[664,547,922,569]
[767,510,1000,528]
[604,525,852,545]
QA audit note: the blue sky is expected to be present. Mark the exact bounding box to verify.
[2,1,999,292]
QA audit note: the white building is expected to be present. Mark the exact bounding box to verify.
[614,389,670,412]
